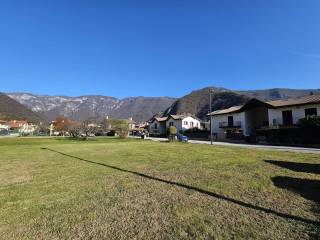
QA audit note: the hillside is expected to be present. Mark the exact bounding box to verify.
[8,93,176,122]
[164,88,250,119]
[164,87,320,120]
[0,93,46,123]
[7,87,320,122]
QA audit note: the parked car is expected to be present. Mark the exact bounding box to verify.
[177,132,188,142]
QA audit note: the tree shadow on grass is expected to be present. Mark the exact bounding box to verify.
[265,160,320,175]
[272,176,320,204]
[41,147,320,226]
[271,176,320,237]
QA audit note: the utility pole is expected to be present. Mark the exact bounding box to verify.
[209,89,213,145]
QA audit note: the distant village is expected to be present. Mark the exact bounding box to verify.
[1,94,320,146]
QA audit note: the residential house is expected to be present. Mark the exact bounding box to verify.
[209,99,270,140]
[149,114,201,135]
[8,120,29,132]
[209,94,320,140]
[149,116,168,135]
[0,120,9,134]
[267,94,320,126]
[166,114,201,132]
[127,117,136,131]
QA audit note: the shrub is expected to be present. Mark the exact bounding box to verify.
[169,126,177,135]
[298,116,320,128]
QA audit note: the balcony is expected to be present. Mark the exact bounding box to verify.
[219,121,241,128]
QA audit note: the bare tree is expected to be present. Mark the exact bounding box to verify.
[68,121,82,138]
[80,117,100,140]
[100,118,129,138]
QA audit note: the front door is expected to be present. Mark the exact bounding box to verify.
[282,110,293,126]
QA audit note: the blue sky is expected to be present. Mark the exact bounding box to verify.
[0,0,319,98]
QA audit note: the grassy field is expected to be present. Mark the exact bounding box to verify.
[0,137,319,239]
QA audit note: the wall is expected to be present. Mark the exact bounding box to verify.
[166,117,201,132]
[181,116,201,131]
[268,104,320,126]
[211,112,245,139]
[166,118,182,132]
[149,121,166,135]
[244,107,268,136]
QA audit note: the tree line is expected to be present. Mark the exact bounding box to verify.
[53,117,130,139]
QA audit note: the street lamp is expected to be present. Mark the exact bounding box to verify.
[209,89,214,145]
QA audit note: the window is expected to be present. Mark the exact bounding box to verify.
[228,116,234,127]
[305,108,317,117]
[190,122,194,128]
[184,121,188,125]
[282,110,293,126]
[154,123,158,129]
[272,119,277,125]
[169,122,174,127]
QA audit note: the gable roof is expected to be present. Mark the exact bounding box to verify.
[267,94,320,108]
[209,106,243,116]
[208,98,272,116]
[208,94,320,116]
[168,114,201,121]
[152,116,168,122]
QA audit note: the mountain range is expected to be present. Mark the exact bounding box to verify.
[0,93,46,123]
[5,88,320,123]
[7,93,176,123]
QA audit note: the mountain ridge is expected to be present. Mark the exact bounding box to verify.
[0,93,46,123]
[7,93,176,122]
[163,87,320,120]
[7,87,320,122]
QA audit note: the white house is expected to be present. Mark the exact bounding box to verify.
[267,95,320,126]
[209,94,320,140]
[0,120,9,134]
[209,99,270,140]
[166,114,201,132]
[149,114,201,135]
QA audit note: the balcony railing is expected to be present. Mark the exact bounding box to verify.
[219,121,241,128]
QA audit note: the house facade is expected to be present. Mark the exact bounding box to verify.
[149,116,168,135]
[0,120,36,135]
[209,99,270,140]
[267,96,320,126]
[0,120,9,134]
[209,94,320,140]
[166,115,201,132]
[149,114,201,135]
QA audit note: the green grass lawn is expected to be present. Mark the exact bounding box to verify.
[0,137,319,239]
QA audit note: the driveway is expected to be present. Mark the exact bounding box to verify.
[137,136,320,154]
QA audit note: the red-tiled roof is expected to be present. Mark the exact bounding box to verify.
[8,120,28,128]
